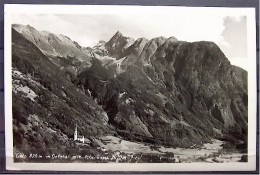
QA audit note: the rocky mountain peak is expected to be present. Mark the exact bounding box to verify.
[13,24,35,34]
[150,36,167,46]
[130,37,149,49]
[167,36,178,42]
[13,23,92,65]
[26,24,36,30]
[107,31,127,43]
[114,30,123,37]
[13,24,36,31]
[106,31,124,45]
[105,31,135,58]
[58,34,72,40]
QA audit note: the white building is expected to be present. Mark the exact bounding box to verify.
[74,124,84,143]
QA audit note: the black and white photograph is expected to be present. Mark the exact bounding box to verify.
[4,4,257,171]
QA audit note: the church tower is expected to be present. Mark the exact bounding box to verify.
[74,124,78,141]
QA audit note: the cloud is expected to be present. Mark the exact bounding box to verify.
[216,16,247,70]
[220,16,247,57]
[219,40,232,48]
[12,13,226,47]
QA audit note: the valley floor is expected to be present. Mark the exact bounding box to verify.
[13,135,246,163]
[78,135,246,163]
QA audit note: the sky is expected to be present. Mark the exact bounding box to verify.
[11,11,248,70]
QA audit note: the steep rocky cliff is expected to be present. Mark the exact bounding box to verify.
[74,33,247,147]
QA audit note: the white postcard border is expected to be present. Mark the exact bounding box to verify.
[4,4,257,172]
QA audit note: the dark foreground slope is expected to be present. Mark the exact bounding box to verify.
[12,29,114,156]
[74,36,248,148]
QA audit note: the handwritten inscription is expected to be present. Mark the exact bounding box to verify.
[14,152,177,163]
[15,153,27,159]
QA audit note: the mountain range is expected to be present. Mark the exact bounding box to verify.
[11,24,248,156]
